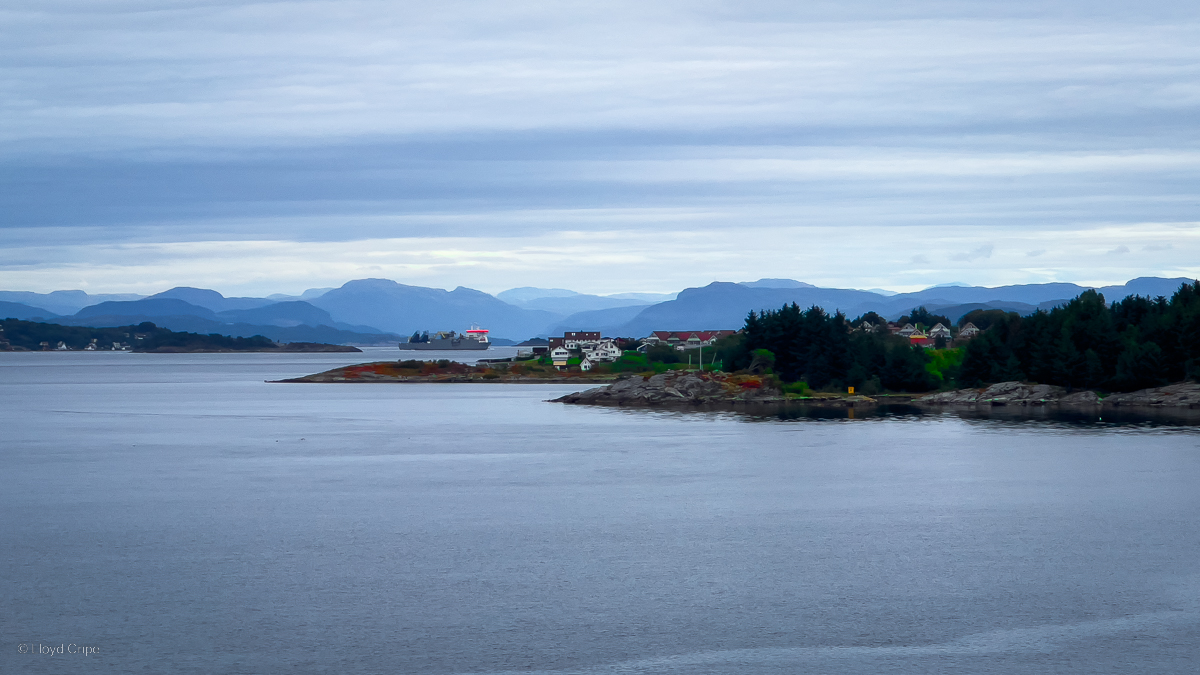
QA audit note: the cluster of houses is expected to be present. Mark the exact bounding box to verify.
[539,320,981,370]
[639,330,738,350]
[545,329,738,370]
[854,320,981,347]
[28,338,134,351]
[546,332,624,371]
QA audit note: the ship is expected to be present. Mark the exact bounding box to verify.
[399,326,490,351]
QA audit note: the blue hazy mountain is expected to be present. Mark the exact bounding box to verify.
[1097,277,1195,301]
[74,298,221,321]
[58,305,396,345]
[71,294,385,333]
[5,276,1194,342]
[310,279,558,340]
[496,287,671,316]
[147,287,276,312]
[0,290,145,316]
[0,300,61,321]
[738,279,817,289]
[887,282,1089,307]
[266,288,334,301]
[606,292,677,303]
[216,301,338,328]
[909,301,1041,324]
[546,304,654,337]
[56,297,396,344]
[495,287,581,304]
[603,277,1198,337]
[514,295,656,315]
[611,282,889,336]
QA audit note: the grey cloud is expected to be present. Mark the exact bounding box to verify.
[1107,245,1131,255]
[1026,249,1046,257]
[1143,243,1174,251]
[2,1,1200,292]
[951,244,995,262]
[3,2,1200,151]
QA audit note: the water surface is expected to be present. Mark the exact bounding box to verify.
[2,352,1198,674]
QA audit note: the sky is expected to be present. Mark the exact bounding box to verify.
[2,0,1199,297]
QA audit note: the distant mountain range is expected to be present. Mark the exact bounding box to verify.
[590,277,1196,337]
[496,287,676,315]
[0,288,398,345]
[0,290,145,316]
[1,276,1194,343]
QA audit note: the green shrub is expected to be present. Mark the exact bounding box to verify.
[782,381,811,396]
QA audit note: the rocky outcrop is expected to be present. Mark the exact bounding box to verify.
[918,381,1200,409]
[977,381,1066,405]
[1058,390,1101,406]
[917,389,982,405]
[554,372,784,405]
[918,382,1064,406]
[1102,383,1200,408]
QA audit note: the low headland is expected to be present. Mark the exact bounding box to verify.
[553,370,1200,412]
[276,357,1200,418]
[0,318,359,353]
[275,359,611,383]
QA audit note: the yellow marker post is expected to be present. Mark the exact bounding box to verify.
[848,386,855,394]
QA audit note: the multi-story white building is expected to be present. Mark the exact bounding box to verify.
[550,346,572,369]
[582,339,622,362]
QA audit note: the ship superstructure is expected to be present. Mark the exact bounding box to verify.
[399,325,490,351]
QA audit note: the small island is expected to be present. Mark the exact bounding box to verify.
[275,358,612,383]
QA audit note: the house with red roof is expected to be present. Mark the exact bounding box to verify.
[641,330,738,350]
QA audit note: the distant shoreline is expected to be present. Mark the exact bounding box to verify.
[140,343,360,354]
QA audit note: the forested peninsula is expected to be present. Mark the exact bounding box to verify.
[710,281,1200,394]
[0,319,359,353]
[556,282,1200,412]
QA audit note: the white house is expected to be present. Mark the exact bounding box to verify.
[580,356,595,371]
[928,323,952,339]
[550,346,572,368]
[583,339,622,362]
[957,322,981,339]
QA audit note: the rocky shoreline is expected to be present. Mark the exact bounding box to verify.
[142,342,361,353]
[916,381,1200,409]
[274,360,621,384]
[280,359,1200,414]
[553,371,1200,411]
[553,372,792,405]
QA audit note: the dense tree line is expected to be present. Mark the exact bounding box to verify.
[1,318,142,350]
[959,283,1200,391]
[711,281,1200,393]
[714,303,939,392]
[139,328,277,352]
[0,318,276,352]
[897,307,951,329]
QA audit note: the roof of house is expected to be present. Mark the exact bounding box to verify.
[649,330,737,342]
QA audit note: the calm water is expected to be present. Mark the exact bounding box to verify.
[2,352,1199,674]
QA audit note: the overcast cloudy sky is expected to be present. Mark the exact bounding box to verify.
[2,0,1198,296]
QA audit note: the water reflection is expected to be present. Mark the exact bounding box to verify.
[595,400,1200,430]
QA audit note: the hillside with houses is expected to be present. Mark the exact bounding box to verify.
[521,281,1200,396]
